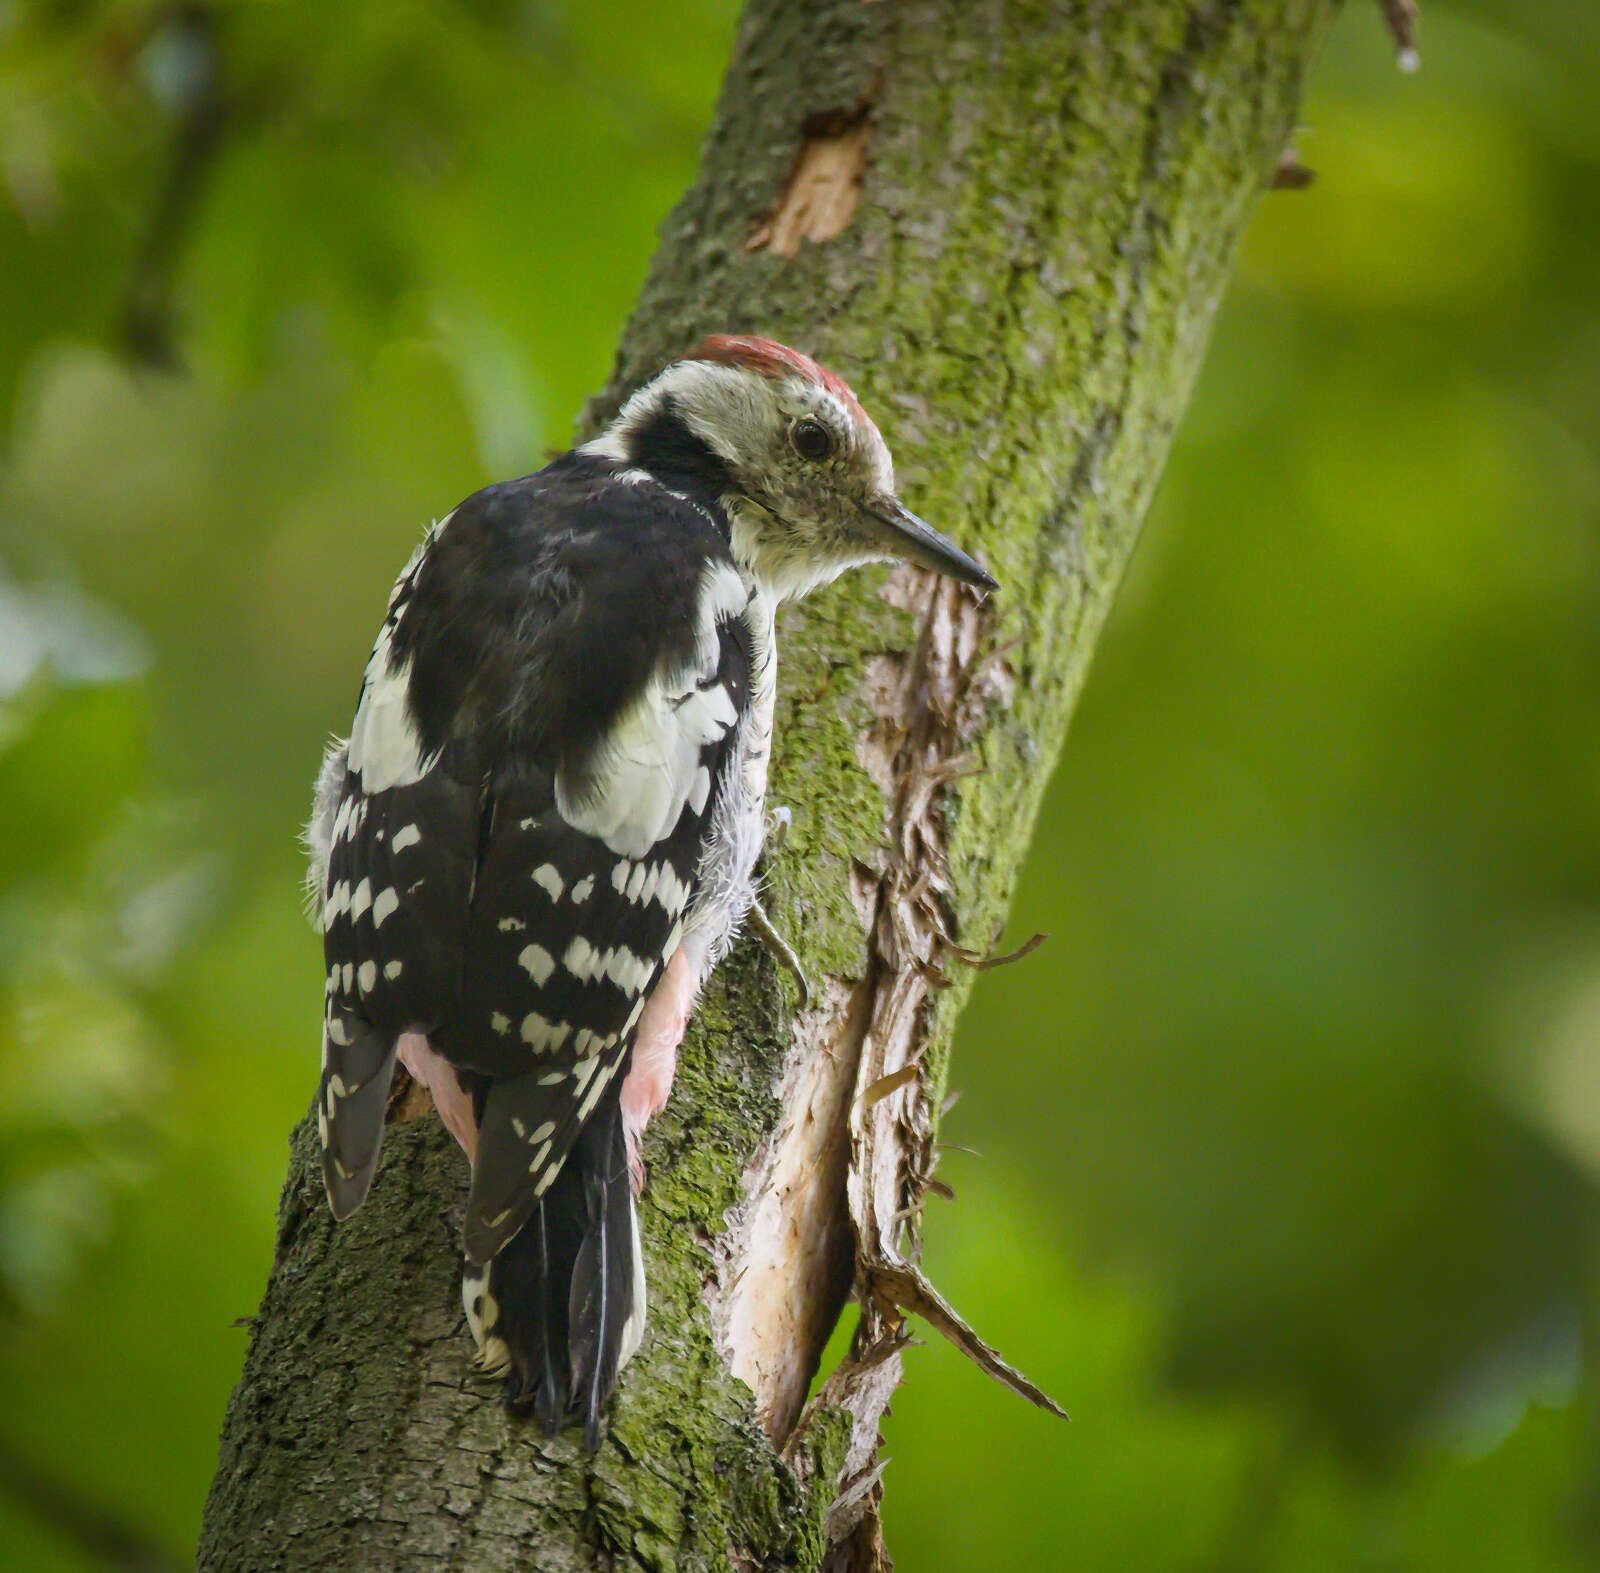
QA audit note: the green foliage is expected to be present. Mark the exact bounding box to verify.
[0,1,1595,1569]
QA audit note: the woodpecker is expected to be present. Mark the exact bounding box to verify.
[305,335,995,1448]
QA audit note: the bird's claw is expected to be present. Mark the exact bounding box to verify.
[747,899,810,1008]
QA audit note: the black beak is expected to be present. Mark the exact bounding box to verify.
[862,497,999,592]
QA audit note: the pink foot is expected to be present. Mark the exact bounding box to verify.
[620,948,694,1194]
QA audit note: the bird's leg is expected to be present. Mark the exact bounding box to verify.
[396,1031,479,1163]
[747,804,811,1007]
[619,948,695,1195]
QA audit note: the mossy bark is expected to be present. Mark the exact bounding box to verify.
[198,1,1335,1568]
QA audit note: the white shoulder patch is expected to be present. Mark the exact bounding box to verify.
[554,562,752,858]
[346,618,434,793]
[344,527,448,794]
[684,560,752,679]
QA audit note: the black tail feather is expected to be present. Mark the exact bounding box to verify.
[566,1108,634,1452]
[531,1205,565,1434]
[477,1087,638,1447]
[319,1015,398,1220]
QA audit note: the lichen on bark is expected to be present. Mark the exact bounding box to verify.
[198,2,1336,1569]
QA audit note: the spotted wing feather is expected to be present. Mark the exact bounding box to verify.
[444,614,751,1261]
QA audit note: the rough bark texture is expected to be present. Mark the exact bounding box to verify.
[199,1,1334,1568]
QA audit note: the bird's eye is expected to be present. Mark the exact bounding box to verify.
[790,418,834,462]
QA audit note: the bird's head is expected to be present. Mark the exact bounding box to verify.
[587,335,997,602]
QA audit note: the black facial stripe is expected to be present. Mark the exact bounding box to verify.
[627,403,735,499]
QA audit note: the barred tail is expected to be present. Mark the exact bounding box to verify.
[462,1089,646,1450]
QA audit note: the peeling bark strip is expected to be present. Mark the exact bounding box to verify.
[200,3,1337,1569]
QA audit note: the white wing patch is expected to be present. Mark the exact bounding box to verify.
[346,614,435,793]
[554,560,751,858]
[521,1013,573,1052]
[344,528,449,794]
[561,937,655,996]
[517,943,557,985]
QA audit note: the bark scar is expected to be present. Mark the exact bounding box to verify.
[746,108,872,257]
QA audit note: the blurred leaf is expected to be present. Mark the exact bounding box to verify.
[0,678,146,883]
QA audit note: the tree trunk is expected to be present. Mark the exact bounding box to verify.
[198,1,1334,1567]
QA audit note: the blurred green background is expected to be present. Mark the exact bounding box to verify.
[1,1,1596,1568]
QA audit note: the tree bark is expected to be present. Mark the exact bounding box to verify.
[198,1,1334,1568]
